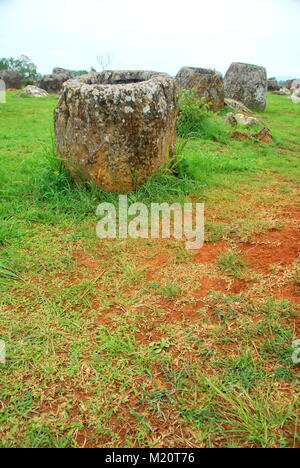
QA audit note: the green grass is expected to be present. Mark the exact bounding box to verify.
[0,263,24,281]
[0,91,299,448]
[176,89,229,143]
[217,250,254,281]
[175,93,300,185]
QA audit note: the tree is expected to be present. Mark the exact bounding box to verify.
[97,52,114,71]
[0,55,38,84]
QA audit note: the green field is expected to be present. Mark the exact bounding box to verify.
[0,91,299,448]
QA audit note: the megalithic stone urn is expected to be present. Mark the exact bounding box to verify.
[175,67,224,110]
[224,62,267,111]
[54,71,178,192]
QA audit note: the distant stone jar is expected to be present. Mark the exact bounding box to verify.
[267,78,280,91]
[175,67,224,110]
[54,71,178,192]
[224,62,267,111]
[291,79,300,90]
[38,68,75,94]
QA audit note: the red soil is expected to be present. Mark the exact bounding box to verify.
[240,225,300,273]
[193,240,226,263]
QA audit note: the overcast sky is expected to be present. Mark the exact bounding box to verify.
[0,0,299,78]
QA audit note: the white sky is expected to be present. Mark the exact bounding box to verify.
[0,0,299,78]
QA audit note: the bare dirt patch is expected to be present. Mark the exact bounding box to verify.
[194,241,226,263]
[241,225,300,273]
[72,251,101,270]
[195,276,227,297]
[272,282,300,305]
[143,252,170,279]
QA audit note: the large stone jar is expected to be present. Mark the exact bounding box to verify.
[38,68,76,94]
[267,77,280,91]
[175,67,224,110]
[224,62,267,111]
[54,70,178,192]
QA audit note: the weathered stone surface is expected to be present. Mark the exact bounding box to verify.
[273,88,291,95]
[290,93,300,104]
[293,87,300,97]
[235,113,260,127]
[291,79,300,90]
[285,79,294,89]
[224,112,237,127]
[0,70,22,89]
[52,67,74,76]
[20,85,48,97]
[175,67,224,110]
[232,127,273,143]
[224,98,254,115]
[225,109,259,127]
[38,68,75,93]
[224,62,267,111]
[288,83,300,103]
[55,70,178,192]
[268,78,280,91]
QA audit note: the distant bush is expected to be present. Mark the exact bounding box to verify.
[73,67,97,76]
[177,89,229,143]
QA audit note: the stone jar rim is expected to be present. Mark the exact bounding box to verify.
[63,70,173,91]
[180,67,217,74]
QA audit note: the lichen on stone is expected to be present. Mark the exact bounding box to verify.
[54,70,178,192]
